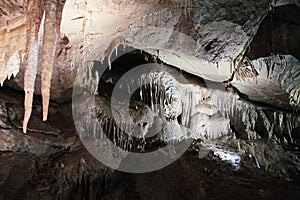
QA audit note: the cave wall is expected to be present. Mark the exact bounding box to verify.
[0,0,272,97]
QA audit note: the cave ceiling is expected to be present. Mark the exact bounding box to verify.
[0,0,300,133]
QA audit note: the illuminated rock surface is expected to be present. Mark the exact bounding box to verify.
[0,1,300,199]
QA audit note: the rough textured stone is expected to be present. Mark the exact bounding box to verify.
[0,1,300,199]
[232,55,300,110]
[0,0,272,100]
[0,130,17,151]
[0,99,11,129]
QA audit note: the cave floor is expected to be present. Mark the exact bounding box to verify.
[0,87,299,200]
[0,149,299,200]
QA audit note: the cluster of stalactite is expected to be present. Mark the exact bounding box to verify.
[75,57,300,149]
[23,0,65,133]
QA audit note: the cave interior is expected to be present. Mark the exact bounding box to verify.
[0,0,300,200]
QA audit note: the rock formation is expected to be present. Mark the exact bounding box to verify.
[0,0,300,199]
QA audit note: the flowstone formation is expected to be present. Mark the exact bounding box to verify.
[72,49,300,176]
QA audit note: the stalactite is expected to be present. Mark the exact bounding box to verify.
[235,57,259,81]
[23,0,44,133]
[22,0,66,133]
[0,51,21,86]
[40,0,58,121]
[74,58,300,156]
[139,70,182,120]
[103,37,122,70]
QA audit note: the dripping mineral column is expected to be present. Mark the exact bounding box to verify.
[40,0,58,121]
[23,0,44,133]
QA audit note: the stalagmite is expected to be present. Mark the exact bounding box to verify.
[23,0,44,133]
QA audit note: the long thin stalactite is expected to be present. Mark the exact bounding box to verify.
[23,0,44,133]
[40,0,58,121]
[23,0,64,133]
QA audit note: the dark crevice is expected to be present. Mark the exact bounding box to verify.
[246,5,300,60]
[96,49,170,153]
[97,49,156,97]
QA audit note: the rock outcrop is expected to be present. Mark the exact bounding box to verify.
[0,0,278,132]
